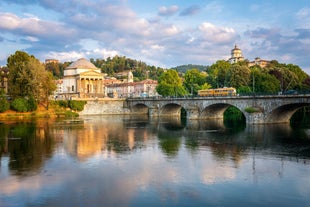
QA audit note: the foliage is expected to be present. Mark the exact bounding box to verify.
[183,69,207,95]
[68,100,87,111]
[156,70,187,97]
[7,51,57,106]
[90,56,165,80]
[11,98,29,112]
[56,100,69,108]
[244,107,262,113]
[0,91,10,112]
[171,64,208,73]
[40,72,57,110]
[223,106,245,122]
[228,65,251,88]
[55,100,86,111]
[207,60,231,88]
[27,96,38,111]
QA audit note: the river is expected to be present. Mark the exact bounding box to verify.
[0,116,309,207]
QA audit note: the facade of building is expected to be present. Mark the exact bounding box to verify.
[228,44,244,64]
[56,58,158,99]
[62,58,105,98]
[248,57,270,68]
[228,45,270,68]
[45,59,59,64]
[104,71,158,98]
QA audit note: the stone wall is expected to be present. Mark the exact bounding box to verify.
[79,98,130,115]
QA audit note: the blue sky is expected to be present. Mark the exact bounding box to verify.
[0,0,310,73]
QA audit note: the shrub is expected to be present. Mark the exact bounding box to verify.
[56,100,69,108]
[245,107,261,113]
[64,110,79,117]
[68,100,87,111]
[27,96,38,111]
[0,97,10,112]
[11,98,28,112]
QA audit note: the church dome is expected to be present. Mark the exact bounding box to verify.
[66,58,97,70]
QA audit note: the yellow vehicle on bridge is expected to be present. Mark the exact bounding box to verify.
[198,87,237,97]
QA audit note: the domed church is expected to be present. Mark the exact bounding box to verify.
[228,44,244,64]
[62,58,105,98]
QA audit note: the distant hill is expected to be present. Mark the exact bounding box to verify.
[170,64,209,73]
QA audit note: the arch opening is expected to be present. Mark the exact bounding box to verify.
[200,103,246,125]
[160,103,186,118]
[131,103,149,115]
[267,103,310,123]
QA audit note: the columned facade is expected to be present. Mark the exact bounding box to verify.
[62,58,105,99]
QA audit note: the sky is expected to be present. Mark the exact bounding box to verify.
[0,0,310,73]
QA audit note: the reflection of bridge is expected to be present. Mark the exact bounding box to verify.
[126,95,310,124]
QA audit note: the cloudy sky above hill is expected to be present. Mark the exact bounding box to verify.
[0,0,309,73]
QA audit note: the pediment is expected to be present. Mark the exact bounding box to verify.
[79,70,104,77]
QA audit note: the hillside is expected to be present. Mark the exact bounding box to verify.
[170,64,209,73]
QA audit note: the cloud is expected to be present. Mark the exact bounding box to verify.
[198,22,237,44]
[158,5,179,16]
[180,5,201,16]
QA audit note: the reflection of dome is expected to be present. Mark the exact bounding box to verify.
[66,58,97,70]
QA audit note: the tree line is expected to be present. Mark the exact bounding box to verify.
[156,60,310,97]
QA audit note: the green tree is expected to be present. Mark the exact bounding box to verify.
[251,67,280,93]
[156,70,187,97]
[7,51,56,108]
[0,90,9,112]
[183,69,207,95]
[228,65,251,88]
[207,60,231,88]
[40,72,57,110]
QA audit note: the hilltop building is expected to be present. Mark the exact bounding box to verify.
[228,45,270,68]
[248,57,270,68]
[45,59,59,64]
[228,44,244,64]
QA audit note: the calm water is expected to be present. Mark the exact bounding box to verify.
[0,116,310,207]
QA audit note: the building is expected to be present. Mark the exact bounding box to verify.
[228,45,270,68]
[228,44,244,64]
[104,71,158,98]
[45,59,59,64]
[248,57,270,68]
[55,58,158,99]
[62,58,105,99]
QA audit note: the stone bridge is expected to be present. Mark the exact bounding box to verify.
[125,94,310,124]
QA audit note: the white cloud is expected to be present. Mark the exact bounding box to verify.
[158,5,179,16]
[198,22,237,43]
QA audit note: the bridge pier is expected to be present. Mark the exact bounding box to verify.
[185,107,200,119]
[244,112,265,124]
[148,107,160,117]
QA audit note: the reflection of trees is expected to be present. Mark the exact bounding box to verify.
[0,124,9,162]
[4,121,55,175]
[157,117,184,157]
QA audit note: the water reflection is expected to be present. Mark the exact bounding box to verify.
[0,116,309,207]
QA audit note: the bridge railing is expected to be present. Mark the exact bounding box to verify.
[126,90,310,101]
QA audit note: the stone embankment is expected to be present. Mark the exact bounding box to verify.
[78,98,130,115]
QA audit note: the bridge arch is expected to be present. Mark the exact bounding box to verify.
[160,103,184,117]
[131,103,149,115]
[200,103,245,120]
[266,103,310,123]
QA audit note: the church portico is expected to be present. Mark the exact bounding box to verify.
[62,58,105,99]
